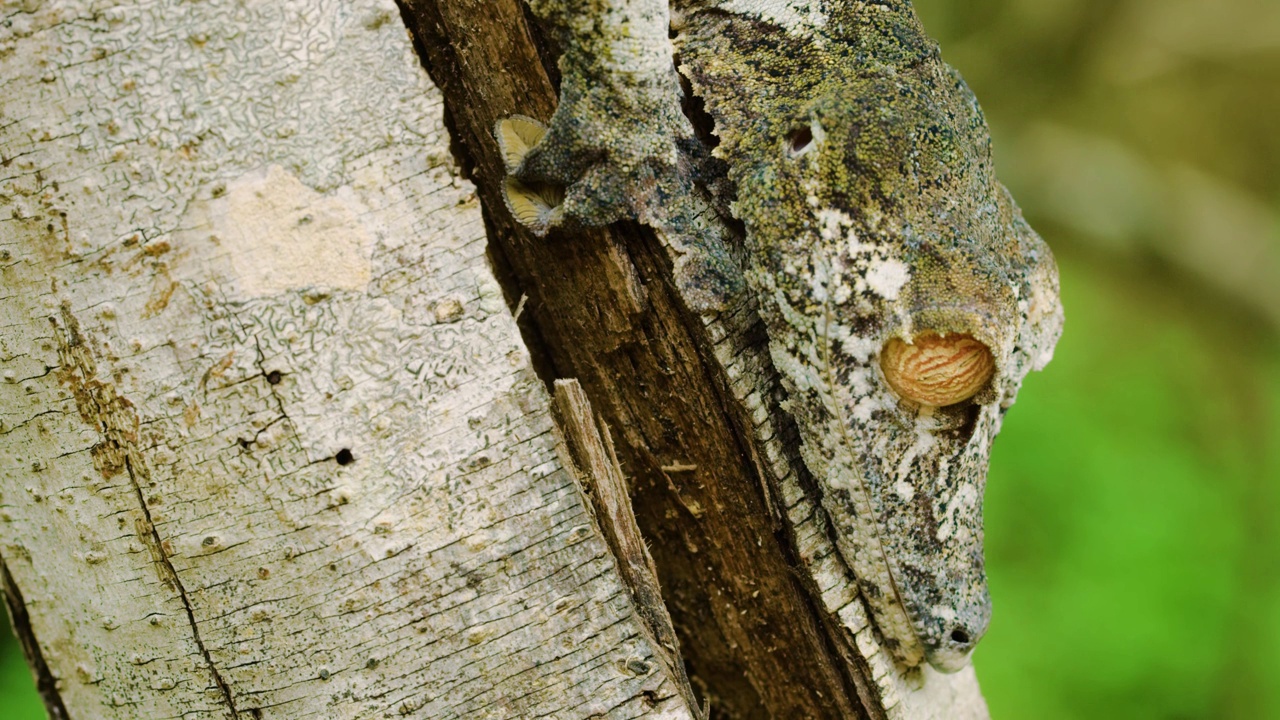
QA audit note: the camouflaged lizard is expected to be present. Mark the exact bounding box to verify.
[496,0,1064,673]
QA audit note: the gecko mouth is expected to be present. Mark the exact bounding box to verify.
[840,397,994,674]
[928,625,981,672]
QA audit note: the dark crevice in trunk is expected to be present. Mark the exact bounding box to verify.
[393,1,874,717]
[124,455,242,720]
[1,556,72,720]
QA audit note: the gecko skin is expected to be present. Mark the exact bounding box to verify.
[500,0,1063,672]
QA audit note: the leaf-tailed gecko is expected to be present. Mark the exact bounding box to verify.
[496,0,1064,673]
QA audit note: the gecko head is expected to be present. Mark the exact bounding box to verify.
[735,60,1063,671]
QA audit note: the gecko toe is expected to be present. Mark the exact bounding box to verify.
[495,115,549,173]
[501,176,565,237]
[495,115,570,235]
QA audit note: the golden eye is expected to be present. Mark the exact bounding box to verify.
[880,332,995,407]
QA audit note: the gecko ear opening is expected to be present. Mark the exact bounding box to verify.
[879,332,995,407]
[786,126,816,157]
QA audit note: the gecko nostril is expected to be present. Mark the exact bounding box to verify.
[950,628,971,645]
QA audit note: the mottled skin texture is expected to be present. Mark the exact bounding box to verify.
[511,0,746,308]
[501,0,1063,672]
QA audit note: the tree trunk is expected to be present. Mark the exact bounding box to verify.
[0,1,985,718]
[0,1,693,717]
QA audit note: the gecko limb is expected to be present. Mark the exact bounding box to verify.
[497,0,745,311]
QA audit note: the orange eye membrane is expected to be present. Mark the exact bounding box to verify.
[880,332,994,407]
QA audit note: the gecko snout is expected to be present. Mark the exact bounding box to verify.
[925,620,984,673]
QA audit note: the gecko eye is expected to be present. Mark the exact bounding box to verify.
[880,332,995,407]
[786,126,815,156]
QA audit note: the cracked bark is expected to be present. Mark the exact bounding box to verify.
[0,1,695,718]
[126,456,241,720]
[2,0,988,718]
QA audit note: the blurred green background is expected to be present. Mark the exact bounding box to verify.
[3,0,1278,717]
[910,0,1280,718]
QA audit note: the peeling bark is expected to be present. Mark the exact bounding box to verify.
[552,379,701,716]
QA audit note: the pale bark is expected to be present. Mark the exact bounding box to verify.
[0,1,694,718]
[2,0,997,718]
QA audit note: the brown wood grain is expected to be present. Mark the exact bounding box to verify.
[394,2,870,717]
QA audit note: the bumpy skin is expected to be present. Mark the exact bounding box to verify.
[504,0,1063,672]
[510,0,745,310]
[517,0,686,225]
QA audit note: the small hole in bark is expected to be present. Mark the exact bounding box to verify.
[266,370,282,385]
[786,126,814,155]
[950,628,971,645]
[335,448,354,465]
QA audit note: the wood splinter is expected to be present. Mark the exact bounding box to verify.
[551,379,704,718]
